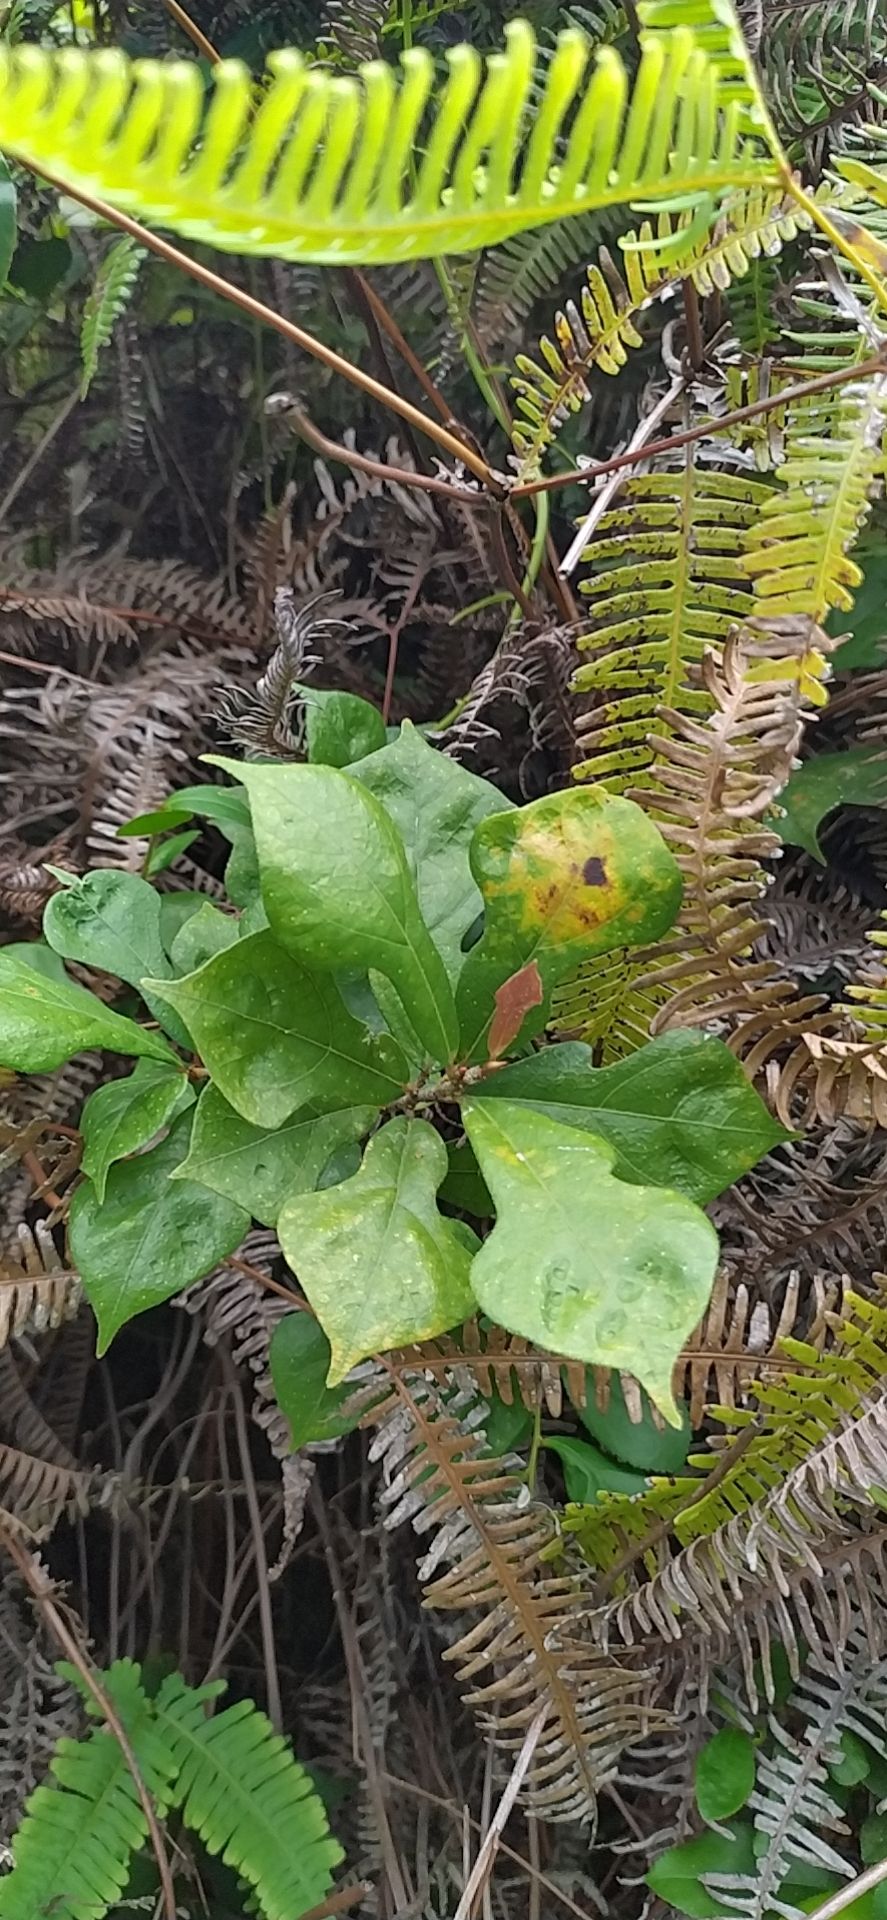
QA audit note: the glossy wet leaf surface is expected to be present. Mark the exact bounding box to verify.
[278,1117,476,1382]
[474,1030,786,1203]
[349,722,509,979]
[70,1114,249,1352]
[463,1100,718,1422]
[210,757,458,1064]
[44,868,190,1046]
[176,1083,375,1226]
[455,788,683,1059]
[80,1060,194,1203]
[301,685,386,767]
[144,931,409,1128]
[269,1313,362,1448]
[773,744,887,860]
[0,949,178,1072]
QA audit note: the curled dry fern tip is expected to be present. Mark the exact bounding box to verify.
[0,20,778,265]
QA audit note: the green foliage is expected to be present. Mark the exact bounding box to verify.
[0,20,778,267]
[278,1117,476,1380]
[573,464,771,789]
[176,1083,375,1226]
[79,236,144,399]
[462,1100,719,1421]
[270,1312,362,1447]
[0,1659,341,1920]
[455,785,684,1060]
[211,756,460,1063]
[80,1061,194,1204]
[2,733,793,1442]
[300,685,387,766]
[0,154,15,287]
[472,1029,787,1203]
[0,948,177,1071]
[774,745,887,860]
[695,1727,757,1824]
[70,1116,249,1354]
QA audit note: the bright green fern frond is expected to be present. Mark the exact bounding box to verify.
[744,373,887,620]
[0,23,778,266]
[154,1672,343,1920]
[0,1660,176,1920]
[510,189,806,476]
[573,462,772,788]
[639,0,779,143]
[80,236,144,399]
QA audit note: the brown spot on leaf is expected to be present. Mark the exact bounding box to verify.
[583,856,608,887]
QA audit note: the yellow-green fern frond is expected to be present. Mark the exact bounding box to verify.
[510,190,808,477]
[567,1288,887,1572]
[550,950,669,1062]
[0,23,778,267]
[573,463,772,789]
[639,0,779,143]
[744,373,887,621]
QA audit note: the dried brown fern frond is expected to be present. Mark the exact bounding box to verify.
[0,555,257,655]
[179,1238,311,1576]
[216,591,333,760]
[582,1294,887,1710]
[0,1441,113,1540]
[715,1124,887,1289]
[675,1268,839,1424]
[0,1223,82,1350]
[629,628,833,1072]
[353,1359,655,1819]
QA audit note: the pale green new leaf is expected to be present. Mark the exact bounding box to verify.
[145,931,409,1127]
[210,758,458,1064]
[175,1081,375,1226]
[70,1114,249,1352]
[80,1058,194,1203]
[278,1117,475,1381]
[463,1100,718,1422]
[0,23,776,268]
[0,949,177,1072]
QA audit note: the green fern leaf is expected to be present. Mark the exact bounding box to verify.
[154,1673,343,1920]
[0,23,777,266]
[510,190,806,476]
[744,374,887,620]
[0,1660,175,1920]
[573,462,772,789]
[80,236,144,399]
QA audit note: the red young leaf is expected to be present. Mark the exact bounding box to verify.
[487,960,544,1061]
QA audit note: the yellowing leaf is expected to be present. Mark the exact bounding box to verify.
[278,1118,475,1382]
[463,1099,718,1422]
[456,788,683,1059]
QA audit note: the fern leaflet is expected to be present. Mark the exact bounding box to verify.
[80,237,144,400]
[0,23,778,266]
[0,1660,175,1920]
[153,1672,343,1919]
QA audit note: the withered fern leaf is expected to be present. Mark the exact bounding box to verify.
[353,1358,654,1819]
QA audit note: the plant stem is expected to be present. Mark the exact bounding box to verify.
[24,164,498,489]
[0,1526,178,1920]
[512,349,887,499]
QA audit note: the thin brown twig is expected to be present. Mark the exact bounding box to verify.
[23,164,497,489]
[512,348,887,499]
[264,395,480,504]
[353,271,456,426]
[0,1525,178,1920]
[225,1254,299,1307]
[161,0,221,62]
